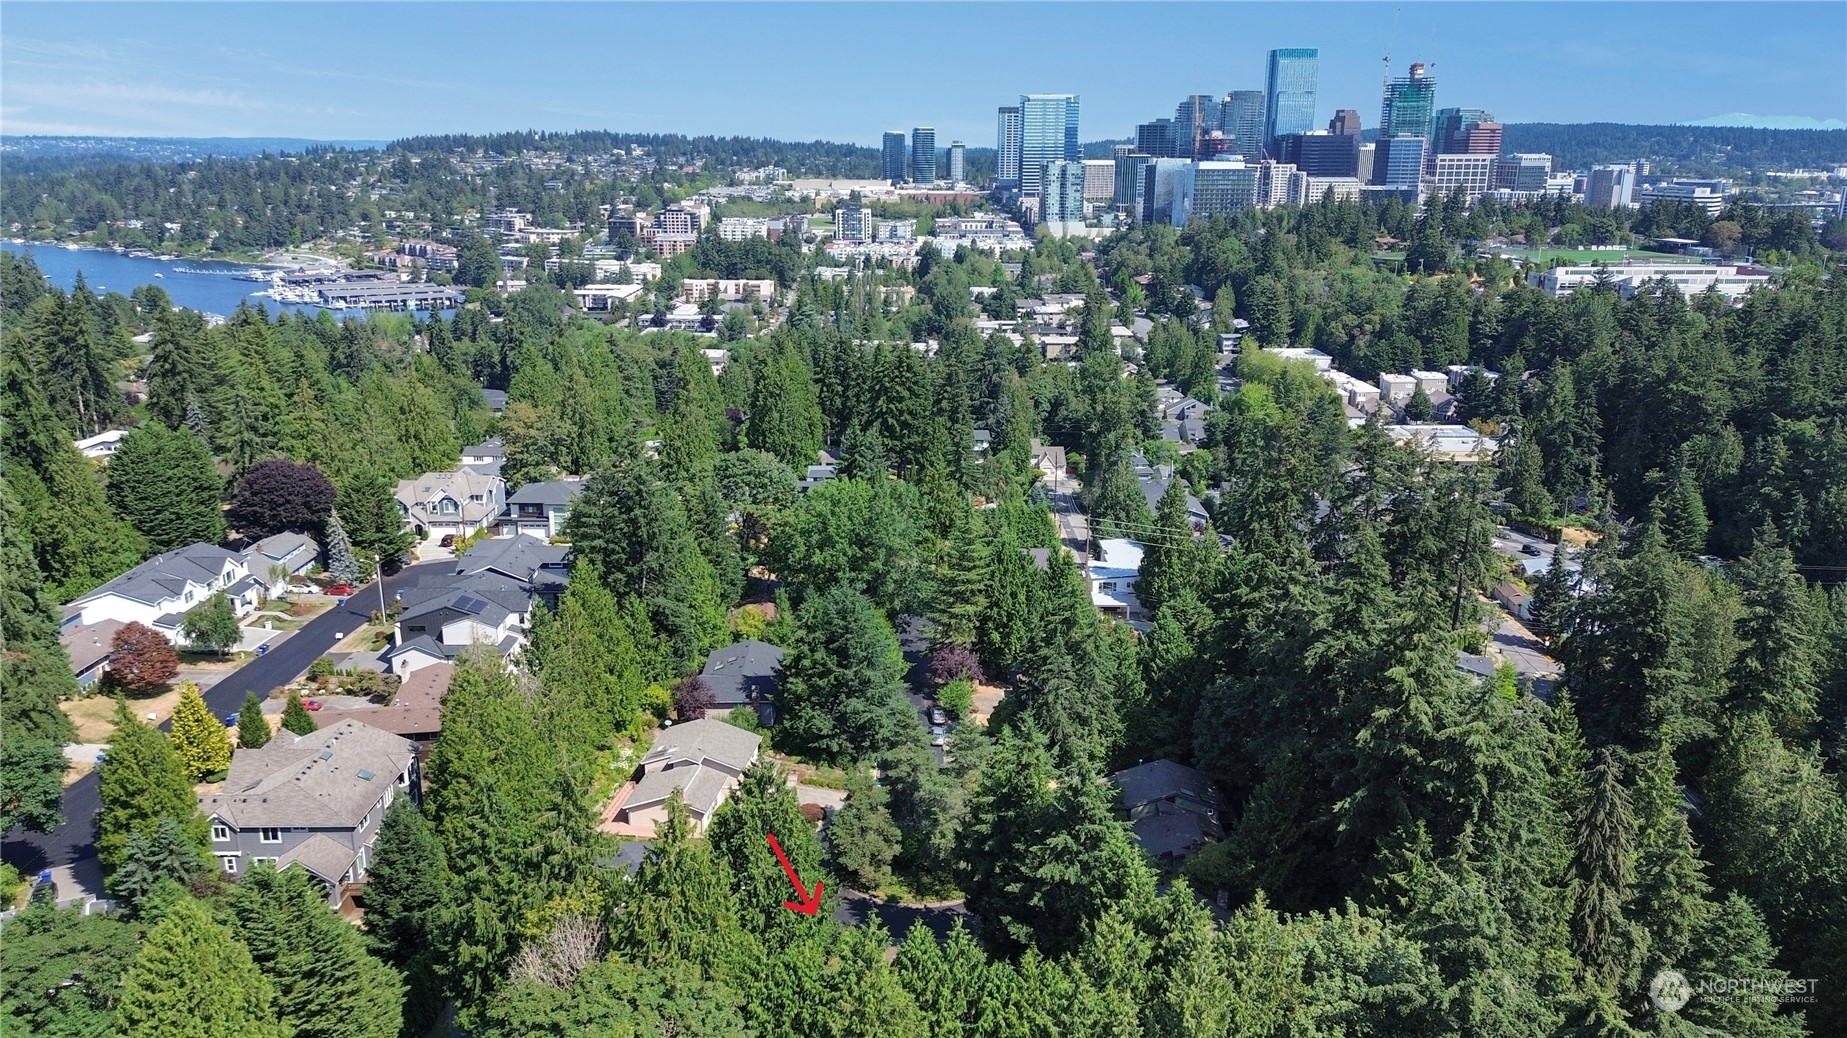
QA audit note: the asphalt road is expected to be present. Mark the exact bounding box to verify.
[1,562,446,889]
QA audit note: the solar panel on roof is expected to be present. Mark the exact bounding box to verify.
[454,594,488,613]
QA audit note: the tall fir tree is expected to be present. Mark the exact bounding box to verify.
[324,508,360,584]
[228,863,405,1038]
[96,699,208,876]
[114,897,290,1038]
[105,423,225,553]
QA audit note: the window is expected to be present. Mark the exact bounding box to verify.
[360,810,372,830]
[253,856,278,867]
[184,591,195,604]
[220,856,238,874]
[260,827,281,844]
[211,824,230,842]
[440,499,459,515]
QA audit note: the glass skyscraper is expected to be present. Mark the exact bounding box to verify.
[1380,63,1438,140]
[1019,93,1080,198]
[1220,90,1266,161]
[910,126,936,184]
[881,132,907,183]
[1175,94,1222,158]
[947,141,965,184]
[996,106,1022,185]
[1264,48,1319,153]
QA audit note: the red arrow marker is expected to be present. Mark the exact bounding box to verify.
[765,833,824,916]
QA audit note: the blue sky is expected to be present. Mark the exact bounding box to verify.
[3,3,1842,145]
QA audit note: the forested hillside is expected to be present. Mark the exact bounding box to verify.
[3,180,1845,1035]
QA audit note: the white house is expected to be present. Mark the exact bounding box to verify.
[1090,538,1149,627]
[74,429,130,461]
[63,543,263,641]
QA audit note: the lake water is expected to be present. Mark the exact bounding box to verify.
[1,242,451,321]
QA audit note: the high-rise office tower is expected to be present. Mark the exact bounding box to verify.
[1435,107,1500,154]
[1019,93,1080,197]
[1375,62,1437,186]
[909,127,937,184]
[1327,109,1361,137]
[1220,90,1266,161]
[1380,62,1438,141]
[1586,164,1636,209]
[1264,48,1320,152]
[1136,118,1178,158]
[1040,159,1088,225]
[947,141,965,184]
[881,132,907,182]
[1114,153,1152,215]
[1192,160,1260,221]
[996,106,1022,185]
[1176,94,1223,158]
[1276,132,1360,178]
[1377,135,1428,190]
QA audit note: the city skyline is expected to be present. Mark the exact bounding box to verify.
[3,2,1843,145]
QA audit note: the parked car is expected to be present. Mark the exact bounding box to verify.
[439,533,456,548]
[324,584,355,597]
[222,712,239,727]
[304,699,323,711]
[1521,543,1545,557]
[284,583,317,596]
[931,733,947,748]
[928,706,948,726]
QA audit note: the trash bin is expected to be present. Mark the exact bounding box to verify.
[257,643,270,656]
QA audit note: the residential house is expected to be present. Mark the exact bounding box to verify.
[1493,582,1533,621]
[61,619,127,687]
[1135,458,1210,527]
[1030,439,1068,478]
[699,639,783,721]
[381,538,568,676]
[315,662,451,750]
[394,469,506,541]
[498,478,586,539]
[241,532,321,594]
[63,543,263,643]
[1090,538,1149,627]
[1108,759,1224,862]
[200,720,419,905]
[460,439,505,479]
[619,719,762,833]
[74,429,130,461]
[799,464,838,493]
[384,580,533,677]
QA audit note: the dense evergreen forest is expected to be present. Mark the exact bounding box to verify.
[1497,124,1847,178]
[3,178,1846,1036]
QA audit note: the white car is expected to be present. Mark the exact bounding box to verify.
[284,583,319,596]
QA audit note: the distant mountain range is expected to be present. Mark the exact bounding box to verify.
[0,136,391,160]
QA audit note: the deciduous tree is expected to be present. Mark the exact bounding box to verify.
[108,621,180,694]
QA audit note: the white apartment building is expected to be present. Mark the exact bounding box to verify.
[717,217,771,241]
[1432,154,1495,200]
[1530,262,1771,304]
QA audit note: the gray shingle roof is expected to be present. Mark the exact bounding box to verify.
[243,531,319,569]
[455,536,569,581]
[699,639,783,707]
[279,834,359,885]
[70,542,243,608]
[201,720,415,830]
[507,479,587,507]
[1109,759,1220,813]
[395,588,512,629]
[640,718,762,774]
